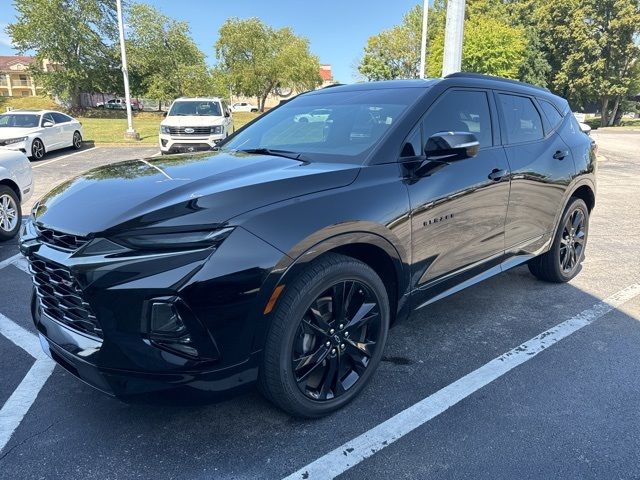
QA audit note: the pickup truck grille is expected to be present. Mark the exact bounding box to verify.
[28,257,103,339]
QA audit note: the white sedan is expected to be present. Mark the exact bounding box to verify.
[0,150,33,240]
[0,109,83,160]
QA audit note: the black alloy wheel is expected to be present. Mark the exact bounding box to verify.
[292,280,382,401]
[259,253,389,417]
[528,197,589,282]
[30,138,45,160]
[559,207,586,274]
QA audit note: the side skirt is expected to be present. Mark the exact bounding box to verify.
[414,253,534,310]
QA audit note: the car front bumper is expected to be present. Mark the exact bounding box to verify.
[159,134,225,154]
[20,220,286,397]
[0,140,28,154]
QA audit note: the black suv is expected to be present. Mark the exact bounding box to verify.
[20,73,596,417]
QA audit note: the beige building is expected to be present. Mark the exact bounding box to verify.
[0,56,50,97]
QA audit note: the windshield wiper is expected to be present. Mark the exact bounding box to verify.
[236,148,307,161]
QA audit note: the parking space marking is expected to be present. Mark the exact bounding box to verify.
[31,147,98,169]
[283,282,640,480]
[0,254,22,271]
[11,257,29,275]
[0,313,55,452]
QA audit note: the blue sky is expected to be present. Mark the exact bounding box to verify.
[0,0,421,82]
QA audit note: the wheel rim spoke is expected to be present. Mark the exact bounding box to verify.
[294,279,382,402]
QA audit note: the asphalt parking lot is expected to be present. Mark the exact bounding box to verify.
[1,133,640,479]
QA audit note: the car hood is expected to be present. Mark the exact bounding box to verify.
[0,127,39,139]
[33,152,360,236]
[161,116,226,127]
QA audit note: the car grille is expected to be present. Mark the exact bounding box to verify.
[168,126,211,136]
[35,224,90,251]
[169,143,213,153]
[28,257,103,338]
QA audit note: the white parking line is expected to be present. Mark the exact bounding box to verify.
[283,282,640,480]
[0,313,55,453]
[31,147,98,169]
[0,253,22,271]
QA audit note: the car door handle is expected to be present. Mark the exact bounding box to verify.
[553,150,569,160]
[488,168,507,181]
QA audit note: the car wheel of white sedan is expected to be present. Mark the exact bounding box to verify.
[30,138,45,160]
[73,131,83,149]
[0,186,21,241]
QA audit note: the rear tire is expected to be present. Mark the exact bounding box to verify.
[528,197,589,283]
[259,253,389,418]
[72,131,82,149]
[0,186,21,241]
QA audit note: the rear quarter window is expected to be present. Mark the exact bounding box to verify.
[538,100,563,130]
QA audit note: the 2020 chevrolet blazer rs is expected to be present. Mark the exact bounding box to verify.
[20,73,596,417]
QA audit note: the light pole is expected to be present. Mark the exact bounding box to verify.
[418,0,429,79]
[442,0,466,77]
[116,0,139,140]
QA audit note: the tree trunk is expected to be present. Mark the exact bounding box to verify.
[600,97,609,127]
[608,97,621,127]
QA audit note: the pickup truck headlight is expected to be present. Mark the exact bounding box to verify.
[160,125,170,134]
[3,136,27,145]
[112,227,234,251]
[210,126,223,135]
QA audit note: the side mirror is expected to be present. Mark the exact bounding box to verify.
[224,111,230,118]
[425,131,480,161]
[42,121,54,128]
[162,111,168,117]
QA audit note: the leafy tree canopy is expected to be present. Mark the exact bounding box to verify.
[215,17,322,111]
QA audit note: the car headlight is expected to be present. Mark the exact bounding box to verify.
[112,227,234,251]
[210,126,223,135]
[3,136,27,145]
[160,125,170,134]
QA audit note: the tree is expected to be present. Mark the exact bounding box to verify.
[358,3,446,81]
[427,15,527,78]
[215,18,322,111]
[126,3,217,102]
[7,0,118,107]
[358,1,526,81]
[537,0,640,126]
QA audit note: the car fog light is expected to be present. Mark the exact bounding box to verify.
[149,302,199,357]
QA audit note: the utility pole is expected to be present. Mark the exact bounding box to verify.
[116,0,139,140]
[418,0,429,79]
[442,0,466,77]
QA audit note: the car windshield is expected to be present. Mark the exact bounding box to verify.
[169,101,222,117]
[221,88,421,163]
[0,114,41,128]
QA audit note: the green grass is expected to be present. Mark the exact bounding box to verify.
[1,95,262,144]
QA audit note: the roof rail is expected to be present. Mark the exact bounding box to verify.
[444,72,550,93]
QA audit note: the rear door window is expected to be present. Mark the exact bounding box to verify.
[497,94,544,144]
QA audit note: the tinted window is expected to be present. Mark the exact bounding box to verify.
[222,88,422,163]
[52,112,72,123]
[539,100,563,129]
[498,94,543,144]
[423,90,492,148]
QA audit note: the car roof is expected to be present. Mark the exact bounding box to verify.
[304,73,569,113]
[173,97,223,102]
[2,109,61,114]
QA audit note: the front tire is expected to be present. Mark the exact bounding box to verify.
[259,253,390,418]
[72,131,82,149]
[0,186,21,241]
[528,197,589,282]
[30,138,45,160]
